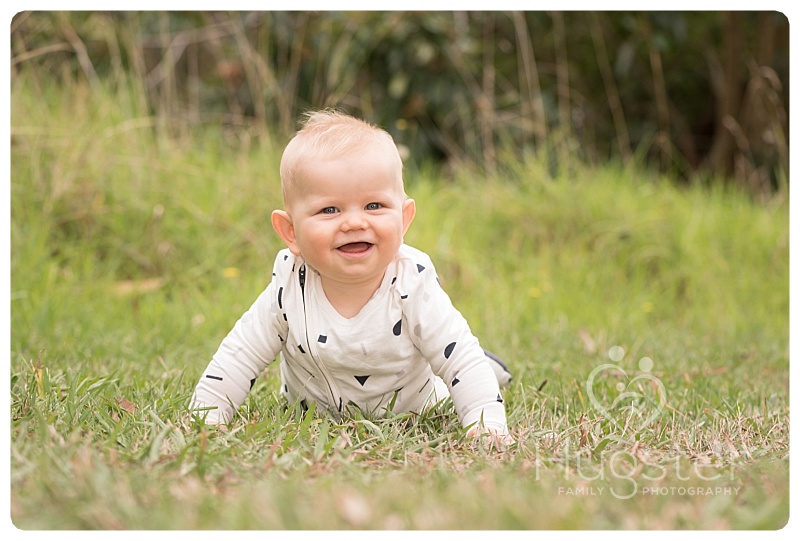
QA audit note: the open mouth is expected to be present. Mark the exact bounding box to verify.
[337,242,373,254]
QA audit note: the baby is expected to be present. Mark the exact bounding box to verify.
[190,110,513,444]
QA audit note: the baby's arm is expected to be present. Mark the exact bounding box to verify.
[190,279,286,424]
[402,251,512,439]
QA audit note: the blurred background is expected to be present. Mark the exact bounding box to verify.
[10,11,789,197]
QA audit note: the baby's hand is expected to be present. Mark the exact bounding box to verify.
[466,426,516,447]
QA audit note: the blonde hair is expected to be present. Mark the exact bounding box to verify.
[279,109,403,204]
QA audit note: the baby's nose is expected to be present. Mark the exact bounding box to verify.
[340,211,368,230]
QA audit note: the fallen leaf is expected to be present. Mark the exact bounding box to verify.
[112,277,166,296]
[579,328,597,354]
[35,352,45,398]
[116,396,137,414]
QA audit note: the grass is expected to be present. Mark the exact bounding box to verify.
[8,74,790,530]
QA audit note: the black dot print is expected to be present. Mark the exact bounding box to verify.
[444,342,457,359]
[318,335,327,343]
[393,320,402,336]
[496,394,504,403]
[452,377,460,386]
[417,263,426,273]
[354,375,371,386]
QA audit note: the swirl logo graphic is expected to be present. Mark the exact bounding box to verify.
[586,346,667,440]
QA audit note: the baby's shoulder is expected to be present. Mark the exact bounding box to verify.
[393,244,438,285]
[271,249,303,281]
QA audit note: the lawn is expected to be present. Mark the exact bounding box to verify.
[8,75,790,530]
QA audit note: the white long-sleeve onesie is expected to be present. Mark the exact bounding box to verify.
[190,244,508,431]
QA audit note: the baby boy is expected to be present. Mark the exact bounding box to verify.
[191,110,513,444]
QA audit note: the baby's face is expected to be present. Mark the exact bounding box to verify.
[283,149,414,289]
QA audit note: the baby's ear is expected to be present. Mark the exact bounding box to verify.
[402,198,416,235]
[271,210,301,255]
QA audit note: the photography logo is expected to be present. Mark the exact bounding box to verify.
[551,347,737,500]
[585,345,667,443]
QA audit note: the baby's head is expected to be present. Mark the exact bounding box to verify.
[272,110,416,292]
[279,110,405,210]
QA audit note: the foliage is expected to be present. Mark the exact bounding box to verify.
[9,74,789,529]
[10,11,789,196]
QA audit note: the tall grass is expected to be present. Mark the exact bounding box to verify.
[9,75,789,529]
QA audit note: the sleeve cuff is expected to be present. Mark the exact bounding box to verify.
[461,401,508,432]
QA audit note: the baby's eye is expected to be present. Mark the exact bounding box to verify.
[320,207,338,215]
[365,202,382,211]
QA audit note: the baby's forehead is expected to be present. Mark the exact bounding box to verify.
[303,143,402,178]
[285,152,404,201]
